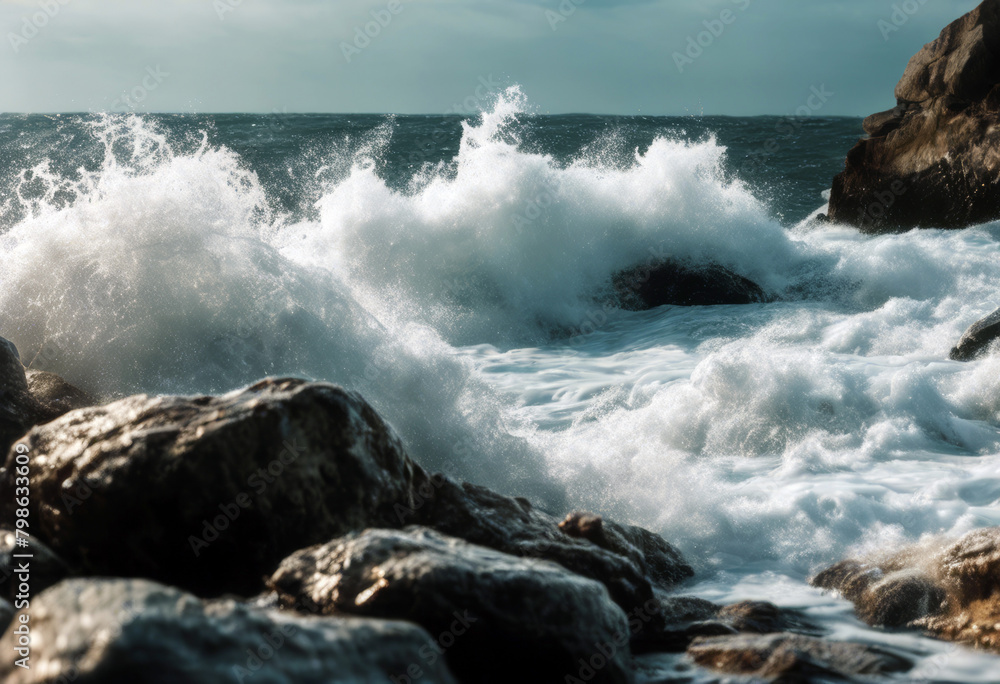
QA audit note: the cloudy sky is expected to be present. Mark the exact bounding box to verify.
[0,0,981,115]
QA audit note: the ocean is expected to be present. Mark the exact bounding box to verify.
[2,88,999,681]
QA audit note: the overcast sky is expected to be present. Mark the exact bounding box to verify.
[0,0,981,115]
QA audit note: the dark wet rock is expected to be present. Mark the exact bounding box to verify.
[639,597,822,653]
[814,527,1000,652]
[0,336,96,457]
[0,578,458,684]
[687,632,913,682]
[0,378,424,596]
[24,368,96,419]
[406,479,692,621]
[811,561,946,628]
[950,307,1000,360]
[0,598,12,634]
[270,526,633,684]
[0,528,72,603]
[827,0,1000,231]
[614,261,770,309]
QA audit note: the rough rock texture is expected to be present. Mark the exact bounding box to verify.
[0,378,424,596]
[687,633,913,682]
[0,578,458,684]
[0,336,95,457]
[406,478,692,623]
[615,261,769,309]
[270,527,633,684]
[812,527,1000,651]
[827,0,1000,231]
[950,306,1000,360]
[1,528,71,603]
[641,597,821,653]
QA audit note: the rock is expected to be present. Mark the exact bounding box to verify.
[811,561,946,628]
[813,527,1000,652]
[950,307,1000,360]
[638,597,821,653]
[270,527,633,684]
[1,528,72,603]
[614,261,770,309]
[827,0,1000,231]
[0,378,424,596]
[0,598,12,634]
[687,633,913,682]
[0,578,458,684]
[24,368,96,419]
[405,478,692,621]
[0,336,96,458]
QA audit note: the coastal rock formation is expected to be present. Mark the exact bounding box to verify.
[827,0,1000,231]
[0,578,459,684]
[0,336,95,457]
[270,527,633,684]
[812,527,1000,651]
[614,261,769,309]
[950,306,1000,360]
[0,598,11,635]
[687,633,913,682]
[0,378,423,596]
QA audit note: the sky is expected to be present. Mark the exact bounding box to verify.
[0,0,983,116]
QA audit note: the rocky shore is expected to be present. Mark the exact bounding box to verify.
[827,0,1000,231]
[8,333,992,682]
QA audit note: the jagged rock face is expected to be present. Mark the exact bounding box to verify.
[0,336,96,457]
[270,527,634,684]
[951,307,1000,360]
[404,477,692,623]
[828,0,1000,231]
[0,528,71,603]
[614,261,769,309]
[812,527,1000,652]
[0,578,458,684]
[0,378,424,596]
[687,633,913,682]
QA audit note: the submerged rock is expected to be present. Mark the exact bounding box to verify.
[950,307,1000,360]
[827,0,1000,230]
[687,632,913,682]
[813,527,1000,652]
[0,578,458,684]
[614,261,769,309]
[270,527,633,684]
[0,378,424,596]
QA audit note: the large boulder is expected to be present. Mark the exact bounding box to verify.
[827,0,1000,231]
[405,478,693,622]
[687,633,913,682]
[0,578,458,684]
[614,261,769,309]
[269,527,634,684]
[812,527,1000,652]
[0,378,424,596]
[950,306,1000,360]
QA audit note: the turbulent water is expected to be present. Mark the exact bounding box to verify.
[3,89,1000,680]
